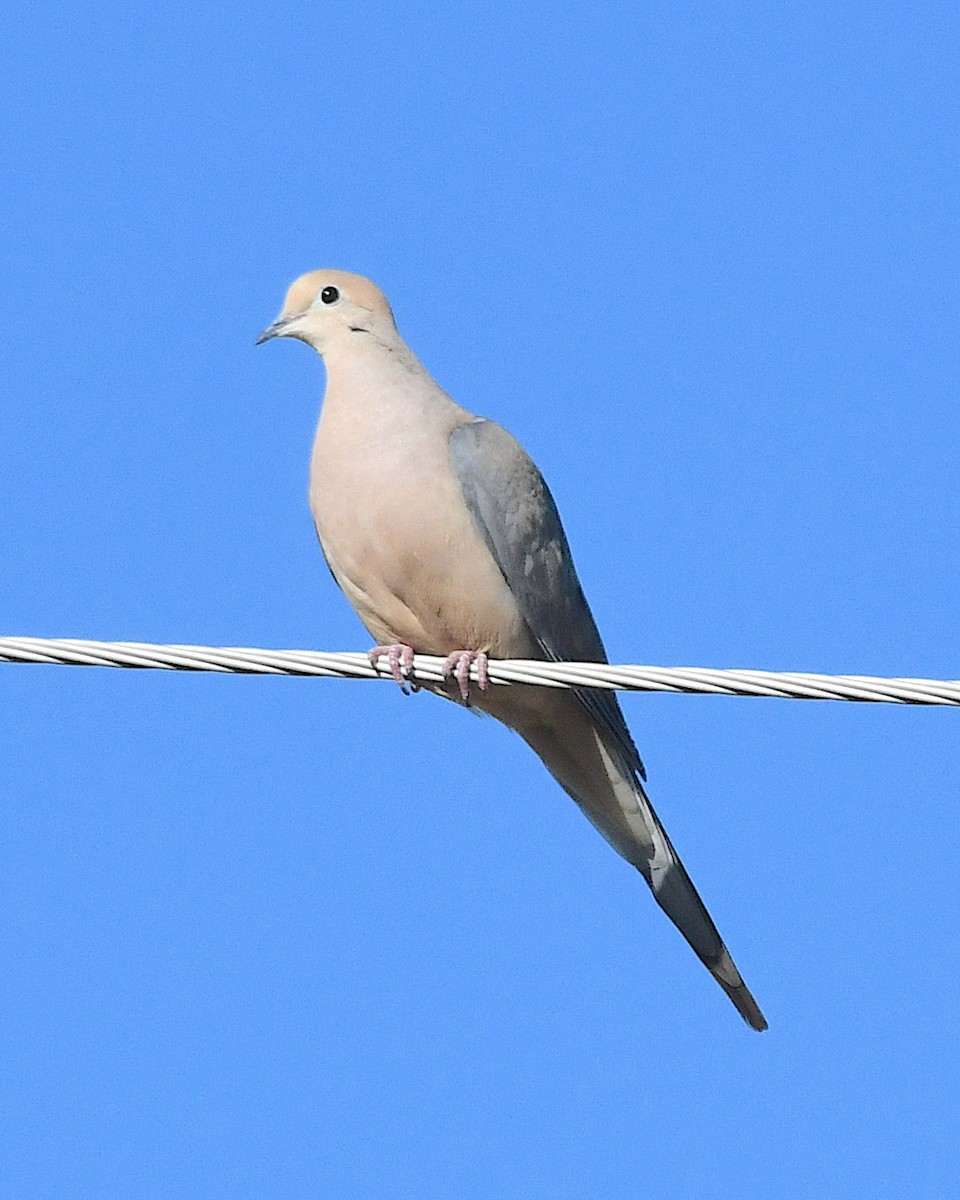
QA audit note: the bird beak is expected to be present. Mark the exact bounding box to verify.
[256,313,298,345]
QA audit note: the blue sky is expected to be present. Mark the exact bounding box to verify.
[2,3,958,1196]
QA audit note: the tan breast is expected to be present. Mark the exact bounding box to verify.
[308,362,537,659]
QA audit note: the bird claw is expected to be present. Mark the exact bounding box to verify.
[368,643,418,694]
[443,649,489,703]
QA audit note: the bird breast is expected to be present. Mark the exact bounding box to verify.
[308,389,533,659]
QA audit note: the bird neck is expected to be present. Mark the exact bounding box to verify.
[319,336,473,434]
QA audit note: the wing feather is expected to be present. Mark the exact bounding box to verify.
[449,418,645,780]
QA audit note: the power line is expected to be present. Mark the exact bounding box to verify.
[0,637,957,705]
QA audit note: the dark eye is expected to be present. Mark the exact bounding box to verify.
[320,285,340,305]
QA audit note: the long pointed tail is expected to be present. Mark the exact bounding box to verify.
[480,685,767,1030]
[645,824,767,1030]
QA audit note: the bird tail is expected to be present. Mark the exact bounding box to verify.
[636,790,768,1031]
[586,735,767,1031]
[499,690,768,1031]
[588,747,768,1031]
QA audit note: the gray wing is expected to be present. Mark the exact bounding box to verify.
[448,417,646,781]
[449,418,767,1031]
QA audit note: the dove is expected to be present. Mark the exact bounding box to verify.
[258,270,766,1030]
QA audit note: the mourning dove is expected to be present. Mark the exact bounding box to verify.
[258,270,767,1031]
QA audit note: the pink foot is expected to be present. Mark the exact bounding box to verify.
[443,649,489,703]
[368,643,418,694]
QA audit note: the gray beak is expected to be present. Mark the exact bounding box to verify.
[255,313,297,345]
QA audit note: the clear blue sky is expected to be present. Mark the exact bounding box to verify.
[2,3,958,1196]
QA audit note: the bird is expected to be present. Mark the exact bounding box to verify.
[257,270,767,1031]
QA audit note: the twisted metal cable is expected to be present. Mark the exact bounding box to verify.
[0,636,957,705]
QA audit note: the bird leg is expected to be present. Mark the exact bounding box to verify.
[443,649,489,703]
[368,643,417,693]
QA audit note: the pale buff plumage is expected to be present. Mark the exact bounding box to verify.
[258,270,766,1030]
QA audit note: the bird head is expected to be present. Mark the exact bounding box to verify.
[256,270,397,352]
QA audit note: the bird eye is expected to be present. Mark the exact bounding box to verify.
[320,285,340,305]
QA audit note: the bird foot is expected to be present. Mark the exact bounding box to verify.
[368,643,418,694]
[443,649,489,703]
